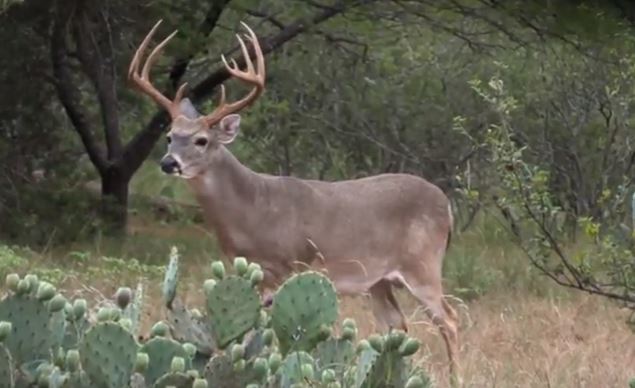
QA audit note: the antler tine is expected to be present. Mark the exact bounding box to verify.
[141,29,178,83]
[127,20,161,81]
[235,34,254,74]
[218,84,227,106]
[202,22,266,127]
[128,19,185,120]
[240,21,265,80]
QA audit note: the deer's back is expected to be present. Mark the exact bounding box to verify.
[282,173,452,256]
[305,173,449,220]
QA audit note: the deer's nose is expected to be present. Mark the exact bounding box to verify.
[160,155,180,174]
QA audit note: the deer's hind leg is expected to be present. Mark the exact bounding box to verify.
[369,279,408,333]
[400,260,460,382]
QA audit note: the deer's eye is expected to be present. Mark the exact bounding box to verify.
[166,136,172,144]
[194,137,208,147]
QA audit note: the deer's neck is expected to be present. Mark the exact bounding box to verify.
[186,146,263,254]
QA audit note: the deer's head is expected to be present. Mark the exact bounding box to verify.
[128,20,265,179]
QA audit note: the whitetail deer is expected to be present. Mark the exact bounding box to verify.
[129,20,460,379]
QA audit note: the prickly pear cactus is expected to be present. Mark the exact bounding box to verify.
[205,259,261,348]
[353,346,379,388]
[78,320,138,387]
[353,331,426,388]
[161,250,216,356]
[50,309,67,349]
[271,271,338,355]
[0,274,63,364]
[139,331,191,384]
[404,368,434,388]
[44,366,67,388]
[162,246,180,307]
[314,337,355,376]
[203,353,262,388]
[153,372,194,387]
[277,351,316,388]
[313,318,357,378]
[0,342,13,388]
[62,298,90,349]
[58,370,91,388]
[119,283,143,336]
[42,359,91,388]
[244,327,275,361]
[166,299,216,357]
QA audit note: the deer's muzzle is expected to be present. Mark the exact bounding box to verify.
[160,155,180,175]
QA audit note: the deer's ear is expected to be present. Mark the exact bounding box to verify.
[217,114,241,144]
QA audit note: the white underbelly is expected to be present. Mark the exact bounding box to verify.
[308,257,394,295]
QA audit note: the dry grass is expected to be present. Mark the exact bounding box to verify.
[339,291,635,388]
[109,270,632,388]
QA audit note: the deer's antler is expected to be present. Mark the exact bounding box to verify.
[129,20,266,126]
[128,20,187,120]
[201,22,266,128]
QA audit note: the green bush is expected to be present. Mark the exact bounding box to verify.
[0,246,27,281]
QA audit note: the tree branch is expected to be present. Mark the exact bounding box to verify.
[50,4,107,174]
[243,8,286,30]
[73,5,122,159]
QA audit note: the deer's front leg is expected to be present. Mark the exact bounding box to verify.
[259,268,282,307]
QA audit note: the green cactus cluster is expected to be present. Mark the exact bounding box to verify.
[271,270,338,355]
[205,259,262,348]
[0,248,434,387]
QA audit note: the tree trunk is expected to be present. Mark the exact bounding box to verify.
[100,167,130,235]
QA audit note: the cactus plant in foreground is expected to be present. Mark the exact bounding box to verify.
[139,323,192,384]
[0,273,64,366]
[78,319,138,387]
[271,271,338,355]
[205,265,262,348]
[0,249,435,388]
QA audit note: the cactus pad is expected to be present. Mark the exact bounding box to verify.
[243,328,270,360]
[204,354,260,388]
[313,338,355,376]
[366,350,410,388]
[162,247,180,307]
[205,276,260,348]
[0,344,14,387]
[354,347,379,388]
[140,336,191,384]
[0,293,57,363]
[120,283,144,336]
[354,335,422,388]
[271,272,338,354]
[277,351,316,388]
[167,298,216,355]
[62,312,90,350]
[78,321,138,387]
